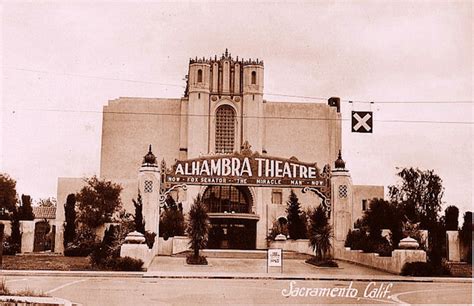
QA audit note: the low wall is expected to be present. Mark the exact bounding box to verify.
[335,247,427,274]
[447,231,461,262]
[20,221,35,253]
[172,236,190,254]
[120,244,155,268]
[157,237,173,255]
[269,239,314,255]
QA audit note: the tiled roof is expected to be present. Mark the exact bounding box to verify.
[33,206,56,219]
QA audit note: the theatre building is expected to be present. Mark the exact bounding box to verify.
[55,50,383,253]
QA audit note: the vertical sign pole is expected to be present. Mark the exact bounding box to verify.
[266,249,268,273]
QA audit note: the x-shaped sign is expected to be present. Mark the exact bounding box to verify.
[352,111,373,133]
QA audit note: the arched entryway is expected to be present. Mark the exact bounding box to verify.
[202,185,258,250]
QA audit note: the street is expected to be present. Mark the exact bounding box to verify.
[2,276,472,305]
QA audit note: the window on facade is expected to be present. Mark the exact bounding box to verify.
[197,69,203,83]
[202,185,252,214]
[251,71,256,84]
[362,199,368,211]
[272,190,282,204]
[215,105,236,154]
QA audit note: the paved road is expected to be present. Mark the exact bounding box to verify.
[2,276,472,305]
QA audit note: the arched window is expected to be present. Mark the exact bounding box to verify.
[215,105,235,153]
[197,69,203,83]
[202,186,252,213]
[251,71,256,84]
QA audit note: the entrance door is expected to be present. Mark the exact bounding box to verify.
[208,218,257,250]
[203,185,257,249]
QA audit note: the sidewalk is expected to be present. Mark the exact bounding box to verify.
[1,257,472,284]
[145,256,472,283]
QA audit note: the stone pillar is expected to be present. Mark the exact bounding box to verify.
[330,151,353,253]
[54,220,64,254]
[138,145,161,238]
[446,231,461,262]
[20,221,35,253]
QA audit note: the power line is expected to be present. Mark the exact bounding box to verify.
[9,107,474,125]
[2,66,186,88]
[3,66,473,105]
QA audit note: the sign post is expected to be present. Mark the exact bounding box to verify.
[267,248,283,273]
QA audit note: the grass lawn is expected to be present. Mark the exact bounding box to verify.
[1,255,92,271]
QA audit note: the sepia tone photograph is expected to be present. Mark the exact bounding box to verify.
[0,1,472,305]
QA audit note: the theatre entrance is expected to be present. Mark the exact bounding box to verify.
[202,185,258,250]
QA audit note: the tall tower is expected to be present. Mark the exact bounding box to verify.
[138,145,160,235]
[330,151,353,252]
[185,49,265,158]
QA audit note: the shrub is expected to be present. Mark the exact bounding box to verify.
[3,235,20,255]
[160,197,185,239]
[64,243,98,257]
[344,230,354,248]
[305,257,338,267]
[186,254,208,265]
[132,192,145,234]
[187,195,209,260]
[401,262,451,276]
[64,227,99,257]
[308,206,332,261]
[63,193,77,248]
[108,256,144,271]
[144,231,156,249]
[286,191,307,239]
[90,225,118,267]
[267,218,289,241]
[373,239,392,257]
[345,229,393,256]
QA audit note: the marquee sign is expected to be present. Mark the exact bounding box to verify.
[162,142,331,190]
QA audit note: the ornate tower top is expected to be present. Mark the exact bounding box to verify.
[142,145,157,165]
[186,50,264,97]
[189,49,264,66]
[334,150,346,169]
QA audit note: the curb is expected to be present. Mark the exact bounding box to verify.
[1,270,144,278]
[142,273,472,283]
[1,270,471,283]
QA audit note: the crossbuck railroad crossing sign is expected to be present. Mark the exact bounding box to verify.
[352,111,373,133]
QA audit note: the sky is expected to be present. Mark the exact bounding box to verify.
[0,1,472,217]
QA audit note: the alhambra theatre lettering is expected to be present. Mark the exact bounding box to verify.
[164,150,330,189]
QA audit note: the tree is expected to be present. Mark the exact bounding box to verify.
[160,196,185,239]
[9,207,21,254]
[388,168,443,230]
[0,174,17,217]
[308,205,332,261]
[444,205,459,231]
[19,194,34,220]
[187,195,209,261]
[64,193,77,247]
[286,190,307,239]
[363,198,403,247]
[76,176,123,228]
[132,192,145,234]
[460,211,472,263]
[389,168,445,265]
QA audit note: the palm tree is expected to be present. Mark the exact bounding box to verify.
[187,195,209,261]
[309,205,333,261]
